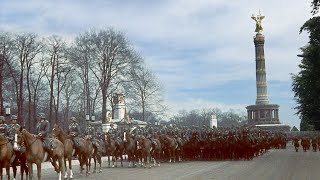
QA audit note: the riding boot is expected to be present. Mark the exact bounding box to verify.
[10,153,16,164]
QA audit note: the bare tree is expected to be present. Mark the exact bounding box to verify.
[86,28,141,123]
[44,35,69,124]
[6,33,42,125]
[0,32,15,115]
[126,65,166,122]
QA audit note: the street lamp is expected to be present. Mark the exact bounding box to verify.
[91,115,95,122]
[86,114,90,121]
[5,105,10,116]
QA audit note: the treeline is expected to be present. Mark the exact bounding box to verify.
[168,108,247,128]
[0,28,165,132]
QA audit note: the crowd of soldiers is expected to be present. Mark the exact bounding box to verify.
[0,113,289,163]
[104,123,288,161]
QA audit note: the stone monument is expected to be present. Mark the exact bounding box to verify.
[246,13,290,131]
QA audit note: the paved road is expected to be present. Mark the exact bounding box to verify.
[6,143,320,180]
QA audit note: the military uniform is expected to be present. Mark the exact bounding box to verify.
[108,125,118,138]
[68,117,81,148]
[85,123,96,139]
[36,113,56,152]
[0,116,8,136]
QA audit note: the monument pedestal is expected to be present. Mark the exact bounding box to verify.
[246,104,280,125]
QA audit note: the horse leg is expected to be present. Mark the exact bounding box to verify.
[5,163,10,180]
[12,160,17,180]
[86,156,90,176]
[98,153,102,173]
[64,157,68,179]
[107,155,110,168]
[68,156,74,179]
[36,163,41,180]
[93,154,97,173]
[120,152,124,167]
[28,162,33,180]
[58,157,64,180]
[22,158,29,180]
[0,165,3,180]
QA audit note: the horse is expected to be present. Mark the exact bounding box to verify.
[80,136,94,175]
[292,136,300,152]
[123,131,137,167]
[88,136,102,173]
[52,124,75,179]
[301,136,310,152]
[15,127,65,180]
[311,137,318,152]
[150,138,162,167]
[136,135,152,168]
[159,134,178,163]
[10,144,29,180]
[105,133,124,168]
[0,134,13,180]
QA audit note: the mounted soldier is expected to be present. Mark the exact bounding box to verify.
[36,113,56,154]
[108,123,118,139]
[85,121,96,140]
[85,121,100,149]
[0,116,8,136]
[68,116,81,149]
[8,115,21,145]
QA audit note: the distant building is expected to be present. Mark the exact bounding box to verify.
[102,93,147,133]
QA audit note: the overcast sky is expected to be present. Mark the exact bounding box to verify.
[0,0,312,129]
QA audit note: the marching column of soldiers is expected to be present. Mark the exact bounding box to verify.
[0,113,289,167]
[102,123,288,161]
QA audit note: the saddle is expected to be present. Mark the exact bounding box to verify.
[72,136,82,149]
[43,138,57,151]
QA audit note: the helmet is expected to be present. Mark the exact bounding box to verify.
[38,113,46,119]
[0,116,5,121]
[70,117,76,121]
[11,115,18,120]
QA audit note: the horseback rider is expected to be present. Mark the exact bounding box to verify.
[7,115,24,151]
[85,121,96,140]
[146,124,157,146]
[68,116,81,149]
[85,121,100,148]
[36,113,56,154]
[108,123,118,139]
[0,116,8,136]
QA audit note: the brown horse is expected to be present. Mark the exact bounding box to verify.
[55,124,93,176]
[11,135,29,180]
[136,135,152,168]
[105,133,124,168]
[159,134,178,163]
[52,124,75,179]
[0,134,13,180]
[123,131,137,167]
[81,136,94,175]
[15,127,65,180]
[87,136,102,173]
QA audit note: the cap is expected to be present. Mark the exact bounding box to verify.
[38,113,46,119]
[11,115,18,120]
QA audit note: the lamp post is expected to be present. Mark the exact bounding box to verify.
[5,105,10,116]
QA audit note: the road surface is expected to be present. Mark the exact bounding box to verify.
[6,143,320,180]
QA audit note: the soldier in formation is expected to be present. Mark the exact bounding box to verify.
[68,117,81,149]
[36,113,56,154]
[0,115,8,136]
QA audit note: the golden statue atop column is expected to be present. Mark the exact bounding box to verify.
[251,12,265,33]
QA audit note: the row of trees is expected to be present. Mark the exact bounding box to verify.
[168,108,247,128]
[0,28,166,132]
[292,0,320,130]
